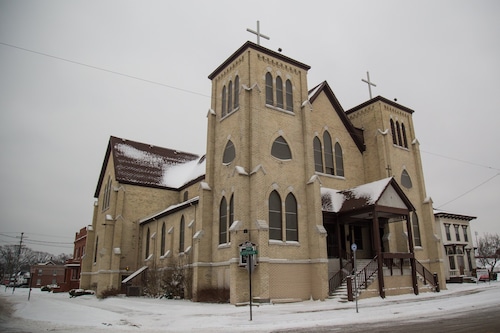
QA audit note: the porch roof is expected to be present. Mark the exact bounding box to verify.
[321,177,415,217]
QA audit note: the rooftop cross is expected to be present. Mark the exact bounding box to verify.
[246,21,270,45]
[361,71,377,99]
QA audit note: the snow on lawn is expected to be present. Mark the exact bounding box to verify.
[1,282,500,333]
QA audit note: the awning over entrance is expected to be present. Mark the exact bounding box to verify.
[122,266,148,284]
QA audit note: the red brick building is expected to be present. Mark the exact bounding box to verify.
[62,226,88,291]
[31,261,65,287]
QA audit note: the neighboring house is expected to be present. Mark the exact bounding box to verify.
[434,211,476,282]
[31,261,65,287]
[81,41,455,303]
[61,226,88,292]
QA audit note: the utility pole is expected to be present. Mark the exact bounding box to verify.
[12,232,24,294]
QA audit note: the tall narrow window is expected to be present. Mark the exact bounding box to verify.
[412,212,422,247]
[396,121,402,146]
[334,142,344,177]
[401,123,408,148]
[227,81,233,113]
[161,222,166,255]
[94,236,99,263]
[222,140,235,164]
[313,137,323,173]
[445,224,451,241]
[390,119,397,145]
[269,191,282,240]
[229,195,234,243]
[145,228,150,259]
[285,193,298,241]
[354,226,363,250]
[265,72,273,105]
[234,76,239,109]
[454,225,460,241]
[323,132,334,175]
[276,76,283,109]
[462,225,468,242]
[271,136,292,160]
[179,216,185,253]
[285,80,293,111]
[221,86,227,117]
[103,176,112,211]
[219,197,228,244]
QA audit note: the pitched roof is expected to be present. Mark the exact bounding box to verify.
[321,177,415,214]
[208,41,310,80]
[308,81,365,152]
[346,95,415,115]
[94,136,205,197]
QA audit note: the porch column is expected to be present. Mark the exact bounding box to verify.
[406,213,418,295]
[336,220,343,267]
[373,211,385,298]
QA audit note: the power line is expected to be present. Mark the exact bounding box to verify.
[0,41,211,99]
[420,149,500,171]
[435,172,500,209]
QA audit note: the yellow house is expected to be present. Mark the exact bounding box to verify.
[81,41,447,303]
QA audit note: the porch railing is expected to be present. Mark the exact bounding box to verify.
[355,256,378,289]
[328,260,352,294]
[415,259,440,292]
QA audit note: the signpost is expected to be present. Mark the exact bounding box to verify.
[240,242,258,321]
[351,243,359,313]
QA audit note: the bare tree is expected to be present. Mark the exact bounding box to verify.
[477,233,500,276]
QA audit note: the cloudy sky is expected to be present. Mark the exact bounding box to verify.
[1,1,499,255]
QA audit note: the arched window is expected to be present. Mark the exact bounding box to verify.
[412,212,422,247]
[390,119,397,145]
[265,72,273,105]
[234,76,239,109]
[179,216,185,253]
[323,132,334,175]
[313,137,323,173]
[401,123,408,148]
[401,170,412,189]
[396,121,402,147]
[145,228,150,259]
[221,86,227,117]
[103,175,112,211]
[93,236,99,263]
[222,140,235,164]
[229,194,234,243]
[161,222,166,255]
[269,191,282,240]
[334,142,344,177]
[271,136,292,160]
[219,197,228,244]
[276,76,283,109]
[285,80,293,112]
[285,193,298,241]
[227,81,233,114]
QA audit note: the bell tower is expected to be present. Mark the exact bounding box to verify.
[204,42,328,303]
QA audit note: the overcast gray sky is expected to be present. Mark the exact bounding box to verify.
[1,0,499,255]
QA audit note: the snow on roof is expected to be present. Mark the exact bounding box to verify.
[161,156,206,188]
[321,178,392,213]
[109,137,205,190]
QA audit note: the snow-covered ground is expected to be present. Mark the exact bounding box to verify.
[1,282,499,332]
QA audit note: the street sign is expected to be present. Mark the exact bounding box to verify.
[351,243,357,252]
[240,249,258,256]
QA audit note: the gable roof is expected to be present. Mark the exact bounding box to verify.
[346,95,415,115]
[321,177,415,215]
[308,81,365,152]
[94,136,205,197]
[208,41,311,80]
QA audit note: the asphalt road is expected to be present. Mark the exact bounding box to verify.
[272,306,500,333]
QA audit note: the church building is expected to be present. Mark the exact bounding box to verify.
[81,41,447,303]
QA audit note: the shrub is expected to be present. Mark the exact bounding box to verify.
[98,287,121,299]
[194,287,230,303]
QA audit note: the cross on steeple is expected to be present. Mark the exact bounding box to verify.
[361,71,377,99]
[246,21,270,45]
